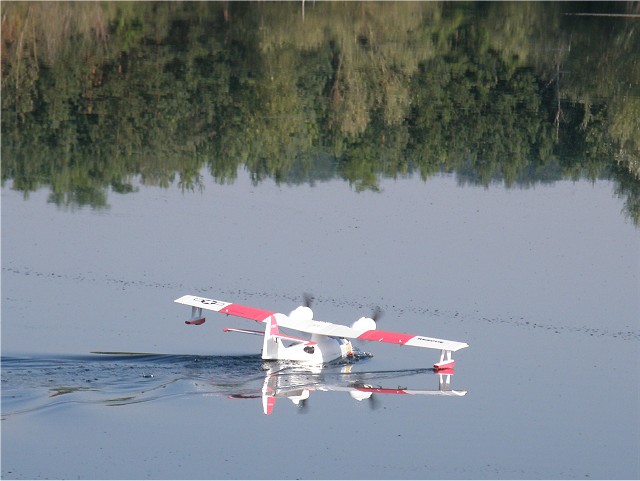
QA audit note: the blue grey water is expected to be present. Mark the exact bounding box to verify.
[2,170,639,479]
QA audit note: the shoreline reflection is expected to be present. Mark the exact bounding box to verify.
[2,2,638,223]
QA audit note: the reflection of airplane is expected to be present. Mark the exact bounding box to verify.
[229,363,467,415]
[175,294,469,369]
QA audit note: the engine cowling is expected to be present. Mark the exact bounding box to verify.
[288,305,314,322]
[351,316,376,331]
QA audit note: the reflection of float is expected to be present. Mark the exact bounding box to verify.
[230,363,467,415]
[175,294,469,370]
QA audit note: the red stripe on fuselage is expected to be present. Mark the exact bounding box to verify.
[220,304,275,322]
[356,330,414,344]
[268,315,279,336]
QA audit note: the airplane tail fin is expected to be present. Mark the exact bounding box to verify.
[262,315,283,360]
[262,391,276,415]
[262,370,278,415]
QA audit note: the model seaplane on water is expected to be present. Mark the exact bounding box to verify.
[174,294,469,370]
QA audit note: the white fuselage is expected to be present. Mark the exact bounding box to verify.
[261,333,354,363]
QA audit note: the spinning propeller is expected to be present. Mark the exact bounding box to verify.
[297,397,310,414]
[302,293,383,324]
[303,292,314,308]
[371,305,383,323]
[368,392,381,411]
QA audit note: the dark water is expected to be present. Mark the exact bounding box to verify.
[2,2,639,479]
[2,354,267,416]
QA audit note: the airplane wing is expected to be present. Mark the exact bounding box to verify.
[175,295,468,353]
[276,316,469,352]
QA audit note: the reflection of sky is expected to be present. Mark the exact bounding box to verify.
[2,171,639,479]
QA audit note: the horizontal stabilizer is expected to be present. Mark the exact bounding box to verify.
[224,327,264,336]
[272,333,316,345]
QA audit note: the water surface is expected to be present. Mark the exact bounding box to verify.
[2,171,638,479]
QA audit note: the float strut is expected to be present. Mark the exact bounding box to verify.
[434,349,455,370]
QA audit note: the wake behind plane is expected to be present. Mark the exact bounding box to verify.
[175,294,469,370]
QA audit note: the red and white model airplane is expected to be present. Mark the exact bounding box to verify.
[174,294,469,370]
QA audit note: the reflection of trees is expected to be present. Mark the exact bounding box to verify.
[409,48,554,188]
[1,1,638,223]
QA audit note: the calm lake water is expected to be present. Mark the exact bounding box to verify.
[2,1,640,479]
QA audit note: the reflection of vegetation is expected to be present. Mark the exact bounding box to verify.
[1,2,638,223]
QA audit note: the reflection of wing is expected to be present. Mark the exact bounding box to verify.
[350,386,467,397]
[250,365,467,414]
[175,295,468,353]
